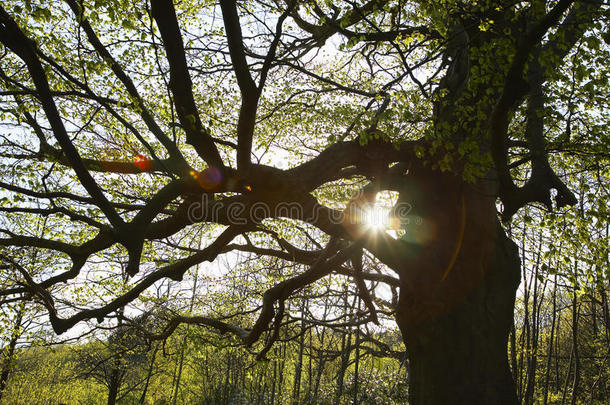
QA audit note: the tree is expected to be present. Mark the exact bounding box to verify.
[75,317,148,405]
[0,0,608,403]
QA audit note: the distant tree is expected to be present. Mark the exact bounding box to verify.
[0,1,608,403]
[75,315,149,405]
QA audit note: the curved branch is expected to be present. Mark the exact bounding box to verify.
[48,225,247,334]
[488,0,585,220]
[0,6,124,228]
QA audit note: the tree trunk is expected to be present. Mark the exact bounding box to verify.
[139,343,159,404]
[352,306,360,405]
[107,313,123,405]
[395,212,521,404]
[270,348,277,405]
[569,287,580,405]
[334,329,351,405]
[171,334,187,405]
[107,368,120,405]
[291,301,306,405]
[312,297,330,404]
[543,274,558,405]
[518,222,530,402]
[277,341,286,403]
[525,235,543,405]
[0,307,23,401]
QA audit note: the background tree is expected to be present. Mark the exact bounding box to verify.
[0,0,608,404]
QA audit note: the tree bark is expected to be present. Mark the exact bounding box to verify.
[311,300,330,404]
[334,329,351,405]
[396,222,520,404]
[569,286,580,405]
[525,234,543,405]
[393,173,521,404]
[270,348,277,405]
[107,312,123,405]
[291,300,306,405]
[352,303,360,405]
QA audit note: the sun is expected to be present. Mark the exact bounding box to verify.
[362,205,390,230]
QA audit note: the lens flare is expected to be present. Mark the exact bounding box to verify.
[196,166,222,190]
[133,154,152,171]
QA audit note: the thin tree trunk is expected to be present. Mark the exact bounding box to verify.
[597,249,610,401]
[592,292,598,336]
[518,223,530,403]
[525,234,543,405]
[0,306,23,401]
[171,334,187,405]
[352,299,361,405]
[560,345,573,405]
[107,313,124,405]
[569,286,580,405]
[107,371,120,405]
[171,261,199,405]
[139,343,159,404]
[278,341,286,403]
[334,329,352,405]
[306,325,312,404]
[292,301,306,405]
[224,352,232,403]
[334,289,355,405]
[601,273,610,345]
[543,274,558,405]
[257,363,266,404]
[555,310,562,392]
[311,301,329,405]
[270,347,277,405]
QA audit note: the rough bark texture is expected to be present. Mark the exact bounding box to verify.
[394,171,521,404]
[398,221,520,404]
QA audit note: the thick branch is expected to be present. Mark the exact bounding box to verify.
[48,225,246,334]
[244,239,360,346]
[488,0,580,219]
[150,0,225,170]
[150,315,250,342]
[219,0,261,175]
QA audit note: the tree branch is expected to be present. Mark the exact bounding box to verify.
[64,0,189,176]
[219,0,260,175]
[150,0,225,170]
[488,0,580,220]
[0,5,124,228]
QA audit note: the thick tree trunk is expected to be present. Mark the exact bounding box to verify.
[391,171,521,405]
[396,222,520,404]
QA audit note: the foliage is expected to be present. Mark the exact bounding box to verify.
[0,0,608,403]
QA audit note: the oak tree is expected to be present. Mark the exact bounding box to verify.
[0,0,608,403]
